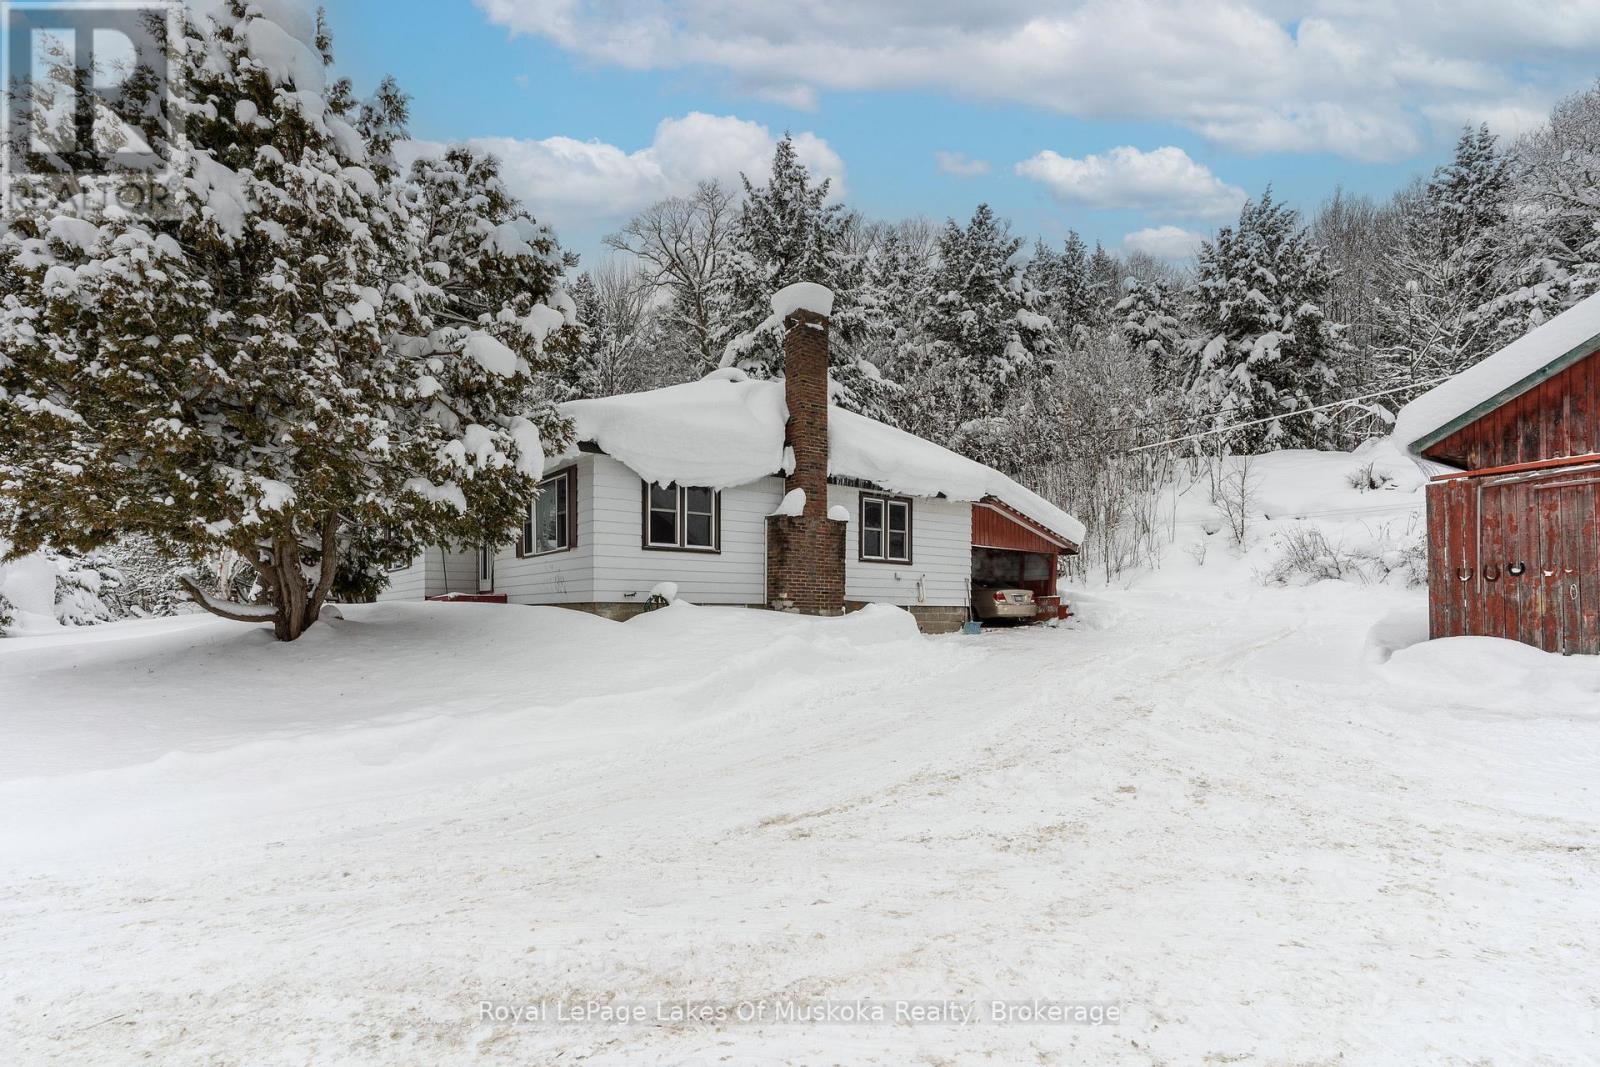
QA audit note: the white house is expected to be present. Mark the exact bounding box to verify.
[380,284,1084,632]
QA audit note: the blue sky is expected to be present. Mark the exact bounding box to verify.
[323,1,1599,267]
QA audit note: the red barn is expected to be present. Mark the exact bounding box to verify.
[1394,294,1600,654]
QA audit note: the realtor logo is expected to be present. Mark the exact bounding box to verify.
[1,0,180,218]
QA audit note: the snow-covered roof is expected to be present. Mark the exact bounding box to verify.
[1393,290,1600,458]
[559,372,1086,547]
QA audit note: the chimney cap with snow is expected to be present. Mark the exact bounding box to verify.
[770,281,834,321]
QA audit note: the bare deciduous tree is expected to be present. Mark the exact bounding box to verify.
[604,180,735,374]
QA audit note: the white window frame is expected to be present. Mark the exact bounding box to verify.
[859,493,912,564]
[643,482,720,553]
[525,470,573,556]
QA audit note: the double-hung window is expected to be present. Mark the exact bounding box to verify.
[521,468,574,556]
[643,483,719,551]
[859,494,912,563]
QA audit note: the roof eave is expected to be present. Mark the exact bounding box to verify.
[977,497,1080,553]
[1411,330,1600,459]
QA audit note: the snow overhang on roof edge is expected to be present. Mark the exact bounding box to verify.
[1394,290,1600,459]
[1408,333,1600,457]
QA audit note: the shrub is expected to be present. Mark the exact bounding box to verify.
[1346,461,1396,492]
[1263,519,1427,588]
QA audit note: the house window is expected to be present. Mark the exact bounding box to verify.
[860,494,912,563]
[521,468,576,557]
[642,482,719,552]
[524,470,573,555]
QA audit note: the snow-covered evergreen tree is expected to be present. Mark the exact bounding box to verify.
[1087,242,1124,319]
[722,136,852,366]
[1116,275,1188,389]
[1187,190,1347,450]
[896,205,1054,453]
[0,2,576,641]
[718,137,895,417]
[1373,129,1517,401]
[1026,232,1099,342]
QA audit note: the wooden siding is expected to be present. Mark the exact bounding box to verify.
[1424,347,1600,469]
[833,484,972,607]
[972,502,1066,554]
[1426,463,1600,654]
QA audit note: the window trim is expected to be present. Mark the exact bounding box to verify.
[858,492,913,564]
[640,481,722,553]
[518,466,578,558]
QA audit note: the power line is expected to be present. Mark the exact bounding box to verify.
[1124,377,1453,454]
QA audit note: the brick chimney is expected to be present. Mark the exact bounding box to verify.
[766,284,846,615]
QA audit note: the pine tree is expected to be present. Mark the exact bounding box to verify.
[1027,232,1098,342]
[854,222,934,424]
[899,205,1054,452]
[1087,242,1123,321]
[1116,275,1187,389]
[0,2,576,641]
[722,136,851,370]
[1187,190,1348,451]
[1373,129,1517,401]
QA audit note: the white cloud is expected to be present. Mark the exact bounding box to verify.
[1123,225,1206,261]
[748,83,820,111]
[473,0,1600,161]
[1015,146,1245,219]
[935,150,990,177]
[399,113,845,233]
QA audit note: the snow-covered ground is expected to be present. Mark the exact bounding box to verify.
[4,445,1598,1065]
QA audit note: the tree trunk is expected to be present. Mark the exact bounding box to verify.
[183,514,342,642]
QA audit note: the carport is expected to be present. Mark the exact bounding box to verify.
[971,498,1078,620]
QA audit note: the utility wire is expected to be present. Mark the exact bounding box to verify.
[1123,377,1453,453]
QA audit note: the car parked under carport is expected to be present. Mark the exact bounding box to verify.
[970,501,1076,624]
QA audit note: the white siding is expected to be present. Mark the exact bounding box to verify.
[495,457,597,604]
[378,459,975,612]
[375,546,479,601]
[588,456,780,605]
[375,557,426,602]
[832,484,972,608]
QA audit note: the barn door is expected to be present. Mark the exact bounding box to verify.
[1564,482,1598,655]
[1541,480,1599,656]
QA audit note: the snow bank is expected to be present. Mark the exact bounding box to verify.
[0,553,58,630]
[1116,442,1427,596]
[560,376,1085,545]
[1393,289,1600,456]
[1380,636,1600,714]
[1362,607,1430,665]
[0,600,940,858]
